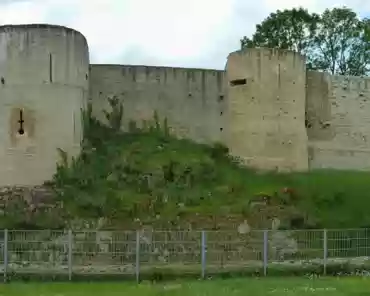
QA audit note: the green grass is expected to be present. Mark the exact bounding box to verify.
[1,278,369,295]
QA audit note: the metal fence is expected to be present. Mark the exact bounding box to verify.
[0,228,370,281]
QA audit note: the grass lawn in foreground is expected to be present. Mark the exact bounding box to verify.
[0,277,369,296]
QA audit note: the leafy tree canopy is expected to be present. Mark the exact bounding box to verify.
[241,7,370,76]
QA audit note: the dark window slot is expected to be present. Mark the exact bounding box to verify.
[230,78,246,86]
[49,54,53,83]
[18,109,25,135]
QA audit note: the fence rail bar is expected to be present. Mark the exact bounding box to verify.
[68,229,72,281]
[135,230,140,283]
[263,230,268,276]
[323,228,327,275]
[201,231,206,279]
[3,229,7,283]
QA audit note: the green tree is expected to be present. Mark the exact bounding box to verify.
[309,7,368,75]
[338,17,370,76]
[240,7,319,55]
[242,7,370,76]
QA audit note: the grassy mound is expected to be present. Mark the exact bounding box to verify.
[47,98,370,230]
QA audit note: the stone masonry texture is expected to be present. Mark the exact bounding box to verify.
[1,23,370,186]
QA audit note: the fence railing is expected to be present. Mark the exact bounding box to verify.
[1,228,370,282]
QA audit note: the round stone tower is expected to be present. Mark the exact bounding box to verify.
[0,24,89,186]
[225,48,308,172]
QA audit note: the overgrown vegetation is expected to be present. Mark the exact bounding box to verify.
[47,97,370,230]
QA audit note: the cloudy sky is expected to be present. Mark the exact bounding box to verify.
[1,0,370,69]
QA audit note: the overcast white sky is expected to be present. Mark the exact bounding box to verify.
[1,0,370,69]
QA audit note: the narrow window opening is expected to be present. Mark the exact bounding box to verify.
[18,109,25,135]
[1,77,4,85]
[230,78,246,86]
[305,119,312,128]
[49,54,53,83]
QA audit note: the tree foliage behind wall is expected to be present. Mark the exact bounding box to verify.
[241,6,370,76]
[241,8,319,56]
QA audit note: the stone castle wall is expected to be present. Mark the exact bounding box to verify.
[90,48,370,172]
[307,72,370,170]
[2,23,370,187]
[88,65,226,144]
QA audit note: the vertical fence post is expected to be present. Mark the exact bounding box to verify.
[323,229,327,276]
[201,231,207,279]
[263,230,268,276]
[135,230,140,283]
[3,229,8,283]
[68,229,73,281]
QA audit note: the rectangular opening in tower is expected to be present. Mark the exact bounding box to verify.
[230,78,246,86]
